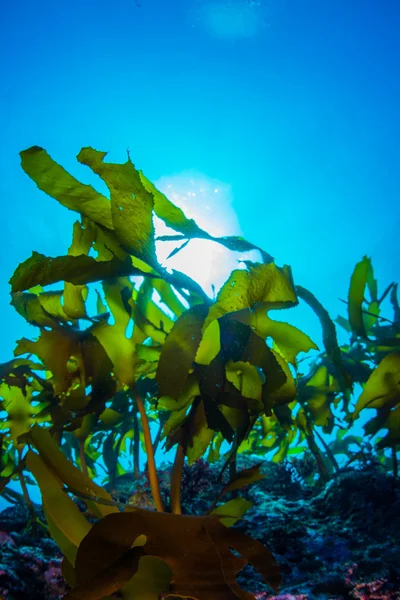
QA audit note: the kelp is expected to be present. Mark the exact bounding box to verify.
[0,146,399,599]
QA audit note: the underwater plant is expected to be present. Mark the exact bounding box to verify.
[2,146,302,599]
[0,146,399,599]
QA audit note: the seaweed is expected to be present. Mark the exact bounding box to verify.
[0,146,399,599]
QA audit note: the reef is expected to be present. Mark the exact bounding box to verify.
[1,455,399,599]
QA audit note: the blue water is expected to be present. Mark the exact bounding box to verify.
[0,0,399,507]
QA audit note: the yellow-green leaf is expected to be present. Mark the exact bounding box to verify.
[156,304,209,399]
[204,262,298,330]
[10,251,151,294]
[210,497,253,527]
[20,146,113,230]
[251,307,318,364]
[225,361,263,400]
[28,425,118,519]
[349,351,400,421]
[77,148,157,268]
[348,256,371,339]
[195,319,221,365]
[26,450,91,566]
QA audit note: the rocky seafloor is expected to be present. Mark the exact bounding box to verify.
[0,455,399,600]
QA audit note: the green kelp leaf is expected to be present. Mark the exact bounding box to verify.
[218,316,289,415]
[335,315,352,332]
[0,357,44,388]
[362,409,392,441]
[221,383,264,417]
[102,432,118,479]
[74,414,97,441]
[98,408,125,427]
[217,462,265,499]
[11,290,73,328]
[226,360,263,400]
[241,261,297,306]
[270,427,297,463]
[61,557,76,588]
[158,375,200,414]
[79,330,116,409]
[263,348,296,411]
[95,290,108,316]
[77,148,157,268]
[165,398,216,463]
[166,238,191,259]
[118,429,134,457]
[391,283,400,322]
[0,384,49,447]
[360,407,400,454]
[219,394,252,433]
[210,518,282,594]
[367,262,378,302]
[204,262,297,330]
[207,431,224,462]
[254,413,287,446]
[162,267,211,304]
[64,547,147,600]
[250,306,318,364]
[160,405,189,440]
[125,280,181,345]
[272,403,294,430]
[202,392,235,443]
[376,281,395,305]
[91,278,146,387]
[136,344,162,364]
[363,300,380,331]
[90,219,129,262]
[347,352,400,422]
[156,304,209,399]
[20,146,113,230]
[0,455,18,488]
[327,433,364,459]
[348,256,372,339]
[300,366,337,433]
[27,425,118,519]
[25,451,91,567]
[63,221,94,320]
[195,319,221,365]
[63,283,88,322]
[183,403,217,464]
[210,497,253,527]
[14,325,115,409]
[10,251,155,294]
[219,237,274,263]
[67,507,281,600]
[0,460,15,495]
[296,285,352,406]
[375,406,400,450]
[109,556,173,600]
[129,278,174,342]
[152,279,188,319]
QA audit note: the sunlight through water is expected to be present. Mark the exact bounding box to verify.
[153,172,257,297]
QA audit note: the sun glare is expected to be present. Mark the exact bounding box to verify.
[154,172,256,297]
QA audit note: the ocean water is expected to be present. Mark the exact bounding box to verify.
[0,1,399,598]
